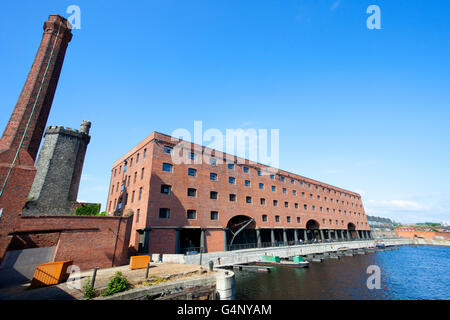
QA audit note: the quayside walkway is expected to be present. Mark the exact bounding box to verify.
[163,238,412,268]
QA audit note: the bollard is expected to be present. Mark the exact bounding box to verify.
[208,260,214,271]
[91,267,98,288]
[145,263,150,279]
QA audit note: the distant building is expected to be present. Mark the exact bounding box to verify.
[367,215,398,239]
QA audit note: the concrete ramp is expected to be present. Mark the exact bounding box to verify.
[0,246,56,288]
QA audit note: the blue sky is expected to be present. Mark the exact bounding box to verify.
[1,0,449,223]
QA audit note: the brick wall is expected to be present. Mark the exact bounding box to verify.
[9,215,134,270]
[396,229,450,240]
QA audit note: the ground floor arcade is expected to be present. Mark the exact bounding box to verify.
[136,226,374,255]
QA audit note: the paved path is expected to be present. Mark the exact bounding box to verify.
[0,263,204,300]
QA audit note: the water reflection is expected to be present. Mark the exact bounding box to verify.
[235,246,450,300]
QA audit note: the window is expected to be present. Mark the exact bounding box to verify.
[162,163,172,172]
[272,186,276,192]
[293,190,297,196]
[291,179,294,184]
[297,217,301,223]
[136,209,140,223]
[260,198,266,205]
[210,191,218,199]
[259,183,264,190]
[270,174,275,180]
[141,168,145,180]
[295,203,298,208]
[310,194,313,199]
[287,216,291,223]
[262,215,268,222]
[257,170,262,176]
[246,196,252,203]
[273,200,278,207]
[243,167,249,173]
[210,158,217,166]
[134,172,137,183]
[280,176,285,182]
[138,187,143,200]
[312,205,315,211]
[285,201,289,208]
[136,154,140,163]
[210,211,218,220]
[143,148,147,158]
[304,204,307,210]
[229,194,236,201]
[228,163,234,170]
[210,173,218,181]
[275,216,280,222]
[187,188,197,197]
[164,146,173,154]
[131,191,135,203]
[159,208,170,219]
[317,195,320,200]
[127,175,131,187]
[245,180,251,187]
[302,192,305,197]
[161,184,171,194]
[123,163,127,173]
[229,177,236,184]
[114,169,117,177]
[282,188,286,194]
[189,152,196,161]
[187,210,196,219]
[188,168,197,177]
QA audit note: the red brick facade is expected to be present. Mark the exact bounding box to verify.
[107,132,371,254]
[0,16,133,271]
[0,15,73,262]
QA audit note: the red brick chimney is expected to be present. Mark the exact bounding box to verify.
[0,15,73,262]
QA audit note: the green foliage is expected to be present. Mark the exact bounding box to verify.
[142,276,167,286]
[82,277,96,299]
[75,203,101,216]
[99,211,107,216]
[102,272,130,296]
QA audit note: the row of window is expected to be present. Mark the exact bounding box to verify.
[157,207,367,226]
[112,168,145,194]
[160,184,364,217]
[161,145,360,201]
[114,148,147,177]
[162,162,363,209]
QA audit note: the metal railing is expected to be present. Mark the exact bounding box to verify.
[180,236,401,255]
[225,237,382,252]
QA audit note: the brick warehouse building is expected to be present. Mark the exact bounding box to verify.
[107,132,372,255]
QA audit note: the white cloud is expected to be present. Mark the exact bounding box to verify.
[366,199,432,212]
[330,1,340,12]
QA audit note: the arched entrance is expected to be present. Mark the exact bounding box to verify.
[306,219,320,241]
[347,223,357,239]
[226,215,256,249]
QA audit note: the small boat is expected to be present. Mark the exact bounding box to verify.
[254,255,310,268]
